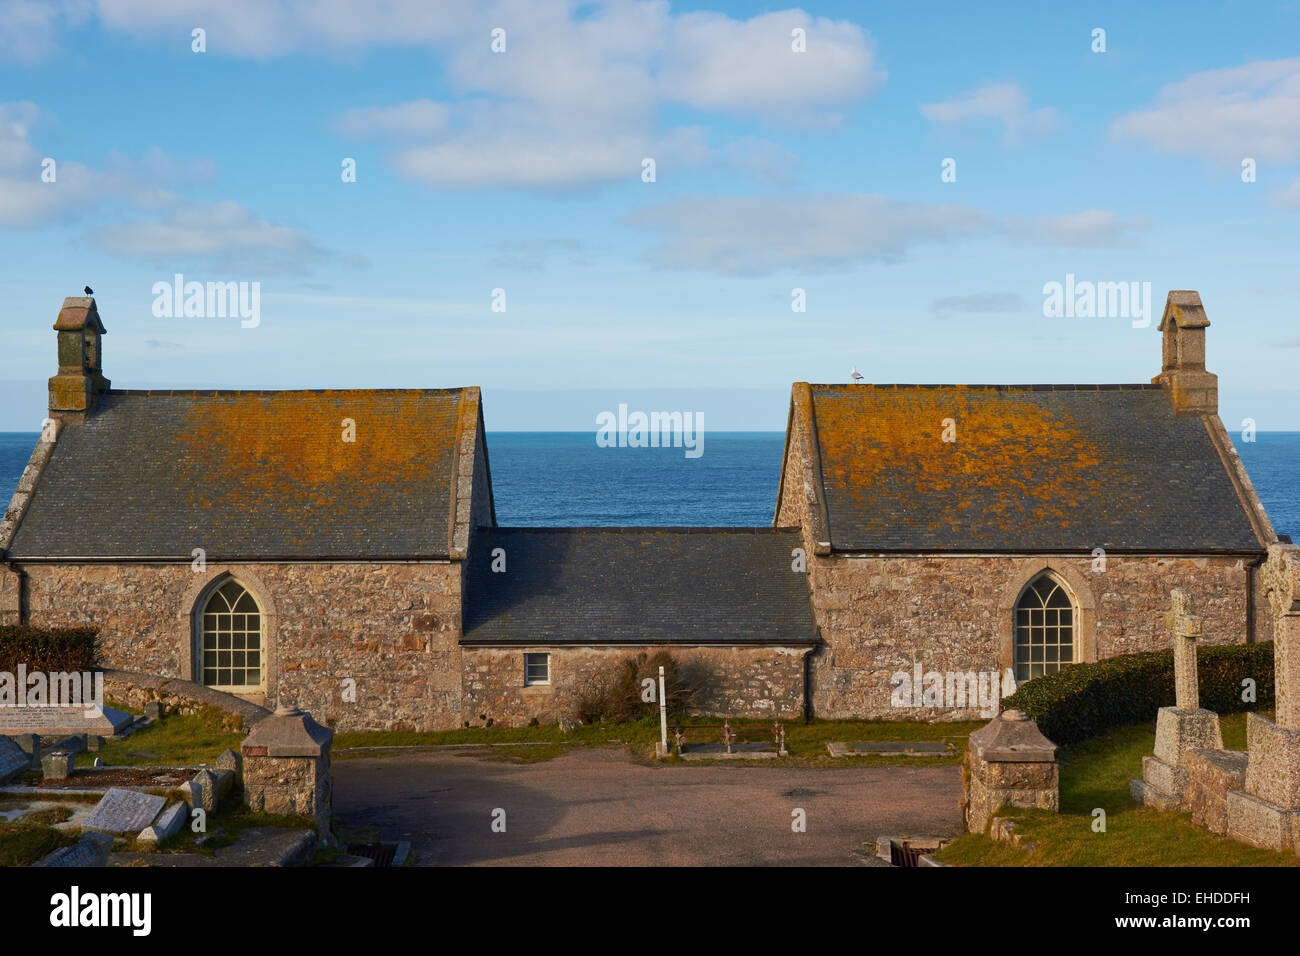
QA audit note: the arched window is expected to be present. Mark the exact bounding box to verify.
[1014,573,1076,682]
[198,579,263,691]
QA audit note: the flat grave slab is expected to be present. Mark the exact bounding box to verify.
[678,742,778,760]
[0,705,134,737]
[81,787,165,834]
[108,827,315,868]
[827,741,955,758]
[0,736,28,784]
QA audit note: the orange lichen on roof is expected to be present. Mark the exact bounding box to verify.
[811,385,1123,538]
[176,390,461,515]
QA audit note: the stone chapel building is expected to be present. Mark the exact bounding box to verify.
[0,291,1279,731]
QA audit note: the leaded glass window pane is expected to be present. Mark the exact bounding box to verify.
[1014,574,1076,683]
[200,581,264,691]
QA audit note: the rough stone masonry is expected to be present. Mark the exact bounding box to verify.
[0,291,1280,730]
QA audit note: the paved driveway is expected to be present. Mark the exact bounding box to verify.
[332,747,963,866]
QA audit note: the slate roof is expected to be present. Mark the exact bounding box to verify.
[801,384,1265,553]
[461,528,818,645]
[7,388,468,559]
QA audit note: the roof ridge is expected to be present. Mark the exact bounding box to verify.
[807,383,1159,391]
[484,526,802,534]
[105,387,470,397]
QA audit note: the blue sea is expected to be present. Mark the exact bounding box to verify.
[1,431,1297,536]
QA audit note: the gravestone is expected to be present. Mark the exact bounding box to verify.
[1132,591,1222,809]
[144,702,163,721]
[41,750,73,780]
[192,768,234,813]
[1153,591,1222,764]
[82,787,166,834]
[215,748,242,779]
[0,704,133,737]
[33,831,113,868]
[137,801,187,845]
[9,733,39,767]
[1226,543,1300,851]
[0,736,27,784]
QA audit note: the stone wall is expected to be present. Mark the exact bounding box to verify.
[18,561,464,733]
[16,563,809,730]
[461,645,809,727]
[243,752,331,829]
[805,552,1258,720]
[103,669,270,730]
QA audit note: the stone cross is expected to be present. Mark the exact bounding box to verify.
[1262,544,1300,731]
[1167,589,1202,711]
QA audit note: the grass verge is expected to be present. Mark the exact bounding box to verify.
[332,716,985,766]
[145,799,314,856]
[935,710,1300,866]
[0,805,76,866]
[74,704,244,768]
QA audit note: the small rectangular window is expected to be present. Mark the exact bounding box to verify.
[525,653,550,686]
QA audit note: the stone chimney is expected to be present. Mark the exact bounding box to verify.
[1151,290,1217,415]
[48,296,109,423]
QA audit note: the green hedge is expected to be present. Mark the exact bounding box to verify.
[0,625,100,674]
[1002,641,1274,746]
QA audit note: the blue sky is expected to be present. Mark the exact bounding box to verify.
[1,1,1298,430]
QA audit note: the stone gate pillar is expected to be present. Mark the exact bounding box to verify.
[240,703,333,835]
[963,709,1059,834]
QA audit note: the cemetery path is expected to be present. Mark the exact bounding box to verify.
[331,746,962,866]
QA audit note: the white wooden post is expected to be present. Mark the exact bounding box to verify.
[658,665,668,754]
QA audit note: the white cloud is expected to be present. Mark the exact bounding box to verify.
[87,201,356,274]
[0,101,346,274]
[489,238,586,271]
[622,195,1146,275]
[0,101,132,227]
[44,2,880,192]
[1110,58,1300,164]
[920,82,1060,146]
[659,10,884,119]
[1002,210,1148,247]
[676,131,802,186]
[90,1,882,118]
[0,0,91,63]
[0,103,227,227]
[1273,178,1300,209]
[345,102,800,191]
[440,0,666,121]
[621,194,995,275]
[931,292,1023,314]
[385,108,647,190]
[336,100,451,139]
[93,0,477,58]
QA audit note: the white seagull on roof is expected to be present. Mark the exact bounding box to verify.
[850,366,865,384]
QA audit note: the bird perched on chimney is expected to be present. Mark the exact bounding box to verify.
[83,286,93,295]
[850,366,864,384]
